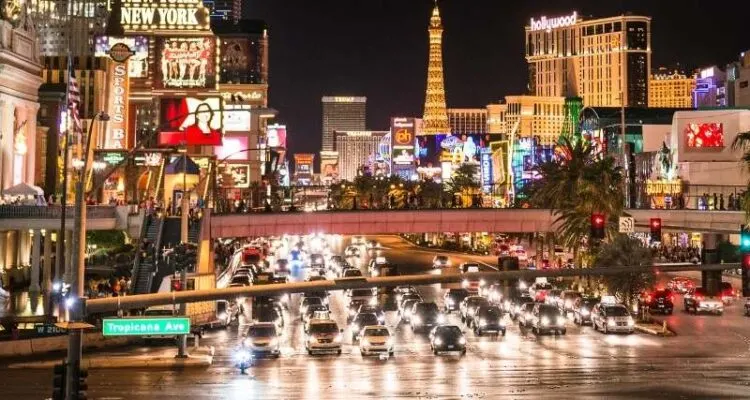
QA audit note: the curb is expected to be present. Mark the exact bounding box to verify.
[635,323,675,337]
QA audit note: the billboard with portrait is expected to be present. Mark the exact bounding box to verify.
[266,124,287,149]
[417,133,501,167]
[159,97,223,146]
[221,164,250,188]
[155,37,216,89]
[320,152,339,182]
[94,36,149,77]
[684,122,724,148]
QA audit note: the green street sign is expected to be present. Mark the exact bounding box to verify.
[102,317,191,336]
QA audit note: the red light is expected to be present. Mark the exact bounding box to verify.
[743,254,750,268]
[650,219,661,228]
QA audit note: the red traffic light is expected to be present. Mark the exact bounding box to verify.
[742,253,750,268]
[591,214,605,226]
[650,218,661,229]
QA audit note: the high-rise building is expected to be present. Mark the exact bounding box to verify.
[693,66,727,108]
[321,96,366,152]
[334,131,389,181]
[486,104,508,134]
[205,0,242,22]
[448,109,487,135]
[727,50,750,107]
[525,12,651,108]
[421,3,450,135]
[503,96,566,145]
[30,0,109,57]
[649,68,696,108]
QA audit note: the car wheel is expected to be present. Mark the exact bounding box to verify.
[603,325,608,334]
[501,329,506,337]
[337,349,342,355]
[475,328,481,336]
[389,351,394,357]
[461,349,467,356]
[308,350,313,356]
[560,329,567,335]
[531,326,537,335]
[360,350,365,357]
[433,348,438,355]
[461,315,465,323]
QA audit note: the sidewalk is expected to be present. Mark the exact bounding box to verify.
[6,346,214,369]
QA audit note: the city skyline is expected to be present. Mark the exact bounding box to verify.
[247,0,750,155]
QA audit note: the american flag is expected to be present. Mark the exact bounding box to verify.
[66,59,82,137]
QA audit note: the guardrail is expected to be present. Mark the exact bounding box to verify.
[0,205,117,219]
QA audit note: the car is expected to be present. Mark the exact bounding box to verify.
[350,312,380,341]
[365,240,380,250]
[528,282,554,302]
[443,288,470,312]
[572,297,600,325]
[230,275,251,286]
[528,304,567,335]
[398,293,423,312]
[432,255,451,268]
[302,304,330,326]
[345,246,361,257]
[516,302,536,327]
[461,277,484,293]
[309,253,326,268]
[544,289,563,306]
[351,236,366,246]
[745,298,750,317]
[243,323,280,357]
[368,256,389,275]
[395,286,419,304]
[356,304,386,325]
[459,263,481,274]
[253,272,275,285]
[299,297,324,319]
[720,282,737,304]
[307,275,326,282]
[274,259,290,275]
[667,276,694,294]
[639,289,674,315]
[591,304,635,334]
[399,298,421,323]
[480,284,503,304]
[506,293,535,319]
[473,305,506,336]
[255,303,285,331]
[459,296,489,325]
[410,302,444,333]
[511,248,528,262]
[142,305,177,343]
[329,255,345,268]
[342,268,363,278]
[359,325,394,357]
[347,288,378,307]
[305,320,343,355]
[684,287,724,315]
[429,325,466,355]
[558,290,583,312]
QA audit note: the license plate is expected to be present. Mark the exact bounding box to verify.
[448,345,454,349]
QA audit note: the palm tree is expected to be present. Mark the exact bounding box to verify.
[593,234,654,309]
[447,163,480,207]
[417,180,445,208]
[529,136,625,250]
[731,131,750,216]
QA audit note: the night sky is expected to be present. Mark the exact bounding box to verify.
[244,0,749,156]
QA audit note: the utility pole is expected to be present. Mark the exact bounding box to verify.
[178,148,189,358]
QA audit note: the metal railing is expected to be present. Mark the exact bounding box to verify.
[0,205,117,219]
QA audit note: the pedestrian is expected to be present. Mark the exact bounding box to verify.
[729,193,735,211]
[719,193,725,210]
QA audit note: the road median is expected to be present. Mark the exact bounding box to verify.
[635,321,675,336]
[6,346,214,369]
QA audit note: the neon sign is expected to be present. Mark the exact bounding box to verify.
[529,12,577,32]
[104,62,129,149]
[120,0,210,32]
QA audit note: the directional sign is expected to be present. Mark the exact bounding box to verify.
[618,216,635,233]
[102,317,190,336]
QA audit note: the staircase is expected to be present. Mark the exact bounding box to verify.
[131,215,164,295]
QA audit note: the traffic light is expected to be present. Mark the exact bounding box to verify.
[740,225,750,252]
[590,213,606,240]
[52,363,66,400]
[73,368,89,400]
[743,252,750,297]
[649,218,662,242]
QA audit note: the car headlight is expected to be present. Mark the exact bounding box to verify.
[504,300,511,309]
[412,316,422,325]
[434,338,443,346]
[446,298,454,305]
[234,350,251,363]
[564,300,572,308]
[627,317,634,327]
[480,279,486,286]
[369,298,377,306]
[541,316,550,326]
[378,315,385,323]
[607,318,616,327]
[269,338,279,347]
[519,282,528,290]
[334,334,342,342]
[479,318,487,327]
[218,312,227,321]
[349,308,356,316]
[437,314,446,324]
[462,279,469,288]
[557,316,566,325]
[580,308,590,317]
[360,338,370,346]
[372,270,379,277]
[458,337,466,345]
[352,323,359,332]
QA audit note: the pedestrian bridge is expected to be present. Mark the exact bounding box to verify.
[0,205,143,237]
[209,208,745,237]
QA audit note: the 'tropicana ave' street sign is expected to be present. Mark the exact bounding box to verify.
[102,317,190,336]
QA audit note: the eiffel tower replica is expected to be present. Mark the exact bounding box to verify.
[421,1,450,135]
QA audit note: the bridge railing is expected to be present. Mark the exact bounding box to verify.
[0,205,117,219]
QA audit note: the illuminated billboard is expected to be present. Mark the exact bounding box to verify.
[266,124,287,149]
[223,105,251,132]
[158,97,223,146]
[391,118,416,166]
[218,38,263,84]
[94,36,149,77]
[119,0,211,33]
[416,134,500,167]
[155,37,216,89]
[103,62,130,149]
[221,164,250,188]
[320,151,339,183]
[529,12,577,32]
[685,122,724,148]
[214,136,248,160]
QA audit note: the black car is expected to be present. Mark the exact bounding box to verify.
[443,288,470,312]
[357,304,386,325]
[410,302,443,333]
[572,297,600,325]
[640,289,674,315]
[342,269,363,278]
[350,312,380,341]
[473,305,506,336]
[506,293,534,319]
[255,303,284,329]
[529,304,567,335]
[398,294,423,313]
[429,325,466,355]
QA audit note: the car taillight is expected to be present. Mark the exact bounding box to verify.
[670,295,674,302]
[646,295,652,302]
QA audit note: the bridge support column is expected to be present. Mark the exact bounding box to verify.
[29,229,41,293]
[0,231,6,269]
[64,230,73,285]
[702,234,723,297]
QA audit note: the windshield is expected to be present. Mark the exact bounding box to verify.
[364,328,389,337]
[256,308,279,321]
[415,303,439,314]
[480,307,502,319]
[436,326,461,338]
[344,270,362,277]
[306,305,328,314]
[605,306,630,316]
[351,289,374,297]
[436,256,448,262]
[303,297,323,306]
[145,309,173,316]
[309,323,338,334]
[448,289,469,298]
[355,313,379,326]
[248,326,276,337]
[539,305,562,315]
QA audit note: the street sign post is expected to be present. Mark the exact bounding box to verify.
[102,317,191,336]
[619,216,635,233]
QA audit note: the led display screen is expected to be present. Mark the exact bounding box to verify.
[155,37,216,89]
[158,97,223,146]
[684,122,724,148]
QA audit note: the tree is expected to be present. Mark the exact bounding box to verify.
[447,164,480,207]
[731,131,750,217]
[417,179,446,208]
[529,137,625,249]
[593,234,654,308]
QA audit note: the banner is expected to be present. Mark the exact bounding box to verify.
[104,60,130,149]
[489,141,509,192]
[155,37,216,89]
[480,148,493,193]
[159,97,223,146]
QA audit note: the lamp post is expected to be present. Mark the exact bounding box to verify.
[66,111,109,400]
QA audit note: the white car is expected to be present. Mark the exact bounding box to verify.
[244,323,280,357]
[591,304,635,334]
[305,320,343,355]
[359,325,394,357]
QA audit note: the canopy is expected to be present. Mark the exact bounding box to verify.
[165,155,200,175]
[2,182,44,196]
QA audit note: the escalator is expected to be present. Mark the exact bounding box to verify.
[131,214,164,294]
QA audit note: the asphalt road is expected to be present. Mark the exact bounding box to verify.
[3,235,750,399]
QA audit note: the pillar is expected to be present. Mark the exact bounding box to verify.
[8,230,18,268]
[54,230,64,283]
[43,230,52,293]
[702,233,723,296]
[18,229,30,267]
[64,230,73,284]
[13,106,28,185]
[0,231,6,269]
[29,230,41,292]
[25,104,38,186]
[0,99,14,191]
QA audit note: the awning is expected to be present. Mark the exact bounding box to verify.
[165,155,200,175]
